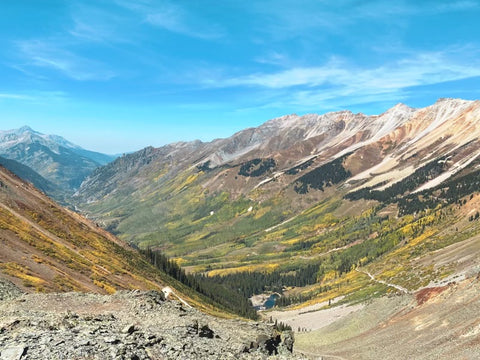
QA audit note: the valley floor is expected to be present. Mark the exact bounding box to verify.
[264,298,364,332]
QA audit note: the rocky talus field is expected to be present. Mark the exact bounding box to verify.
[0,280,302,360]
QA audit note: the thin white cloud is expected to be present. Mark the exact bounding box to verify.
[222,59,348,88]
[68,2,134,44]
[0,93,32,100]
[203,48,480,109]
[115,0,225,40]
[15,40,115,81]
[220,50,480,89]
[248,0,479,42]
[435,1,479,12]
[0,91,68,104]
[69,16,116,43]
[254,51,291,66]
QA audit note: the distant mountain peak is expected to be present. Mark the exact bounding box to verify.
[17,125,34,133]
[0,126,117,196]
[391,102,413,110]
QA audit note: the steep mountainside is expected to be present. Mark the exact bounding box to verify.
[0,156,62,199]
[74,98,480,309]
[0,164,275,321]
[294,275,480,359]
[0,164,170,294]
[0,126,116,198]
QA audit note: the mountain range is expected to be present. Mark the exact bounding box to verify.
[0,126,116,202]
[2,98,480,358]
[73,98,480,256]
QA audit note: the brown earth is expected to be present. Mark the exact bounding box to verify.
[0,165,172,295]
[295,276,480,360]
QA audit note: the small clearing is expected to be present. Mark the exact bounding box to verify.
[264,298,364,332]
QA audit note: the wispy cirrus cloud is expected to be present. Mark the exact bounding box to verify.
[0,91,68,104]
[14,40,115,81]
[67,2,135,44]
[217,51,480,89]
[69,15,118,43]
[431,0,479,12]
[248,0,479,44]
[202,47,480,109]
[115,0,225,40]
[0,93,32,100]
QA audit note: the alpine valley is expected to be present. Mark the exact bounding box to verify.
[2,98,480,359]
[0,153,298,359]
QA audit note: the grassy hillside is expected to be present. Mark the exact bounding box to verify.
[77,155,480,310]
[0,156,65,201]
[0,165,245,318]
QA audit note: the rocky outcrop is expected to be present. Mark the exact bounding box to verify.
[0,282,303,359]
[0,280,22,302]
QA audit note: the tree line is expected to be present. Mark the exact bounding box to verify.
[141,248,258,319]
[294,154,352,194]
[238,158,276,177]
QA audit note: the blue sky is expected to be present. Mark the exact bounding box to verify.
[1,0,480,153]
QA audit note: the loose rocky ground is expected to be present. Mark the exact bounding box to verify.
[0,280,303,360]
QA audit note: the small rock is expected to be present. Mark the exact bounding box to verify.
[104,337,121,344]
[122,324,136,334]
[0,345,27,360]
[199,324,214,339]
[187,320,199,335]
[79,339,90,347]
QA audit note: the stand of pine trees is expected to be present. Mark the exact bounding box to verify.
[141,248,258,319]
[294,153,352,194]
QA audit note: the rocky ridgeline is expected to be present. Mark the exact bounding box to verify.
[0,280,302,360]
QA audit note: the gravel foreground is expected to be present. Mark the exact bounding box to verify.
[0,280,304,360]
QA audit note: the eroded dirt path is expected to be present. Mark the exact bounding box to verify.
[356,269,410,294]
[295,349,348,360]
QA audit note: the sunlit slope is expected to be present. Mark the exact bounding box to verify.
[0,165,233,313]
[294,276,480,359]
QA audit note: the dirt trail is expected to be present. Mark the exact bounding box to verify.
[265,215,298,232]
[356,269,409,294]
[300,239,364,260]
[296,349,347,360]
